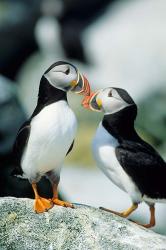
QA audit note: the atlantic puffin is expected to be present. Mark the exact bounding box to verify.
[83,87,166,228]
[12,61,90,213]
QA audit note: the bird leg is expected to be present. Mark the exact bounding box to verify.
[46,171,74,208]
[32,183,53,213]
[100,203,138,218]
[130,205,156,228]
[52,183,74,208]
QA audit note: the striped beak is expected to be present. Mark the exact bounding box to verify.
[82,91,102,112]
[71,72,91,96]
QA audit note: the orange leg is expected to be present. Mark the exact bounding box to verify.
[100,203,138,218]
[52,184,74,208]
[130,205,156,228]
[101,203,155,229]
[32,183,53,213]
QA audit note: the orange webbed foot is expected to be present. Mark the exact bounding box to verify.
[52,198,74,208]
[34,197,53,213]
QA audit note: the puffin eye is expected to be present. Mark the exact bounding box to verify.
[108,90,112,97]
[65,68,70,75]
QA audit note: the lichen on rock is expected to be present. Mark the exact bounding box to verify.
[0,197,166,250]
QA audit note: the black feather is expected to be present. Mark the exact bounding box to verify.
[102,105,138,142]
[116,140,166,198]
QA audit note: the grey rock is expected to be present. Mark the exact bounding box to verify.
[0,197,166,250]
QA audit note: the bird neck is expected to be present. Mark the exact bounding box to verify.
[38,76,67,105]
[102,105,139,142]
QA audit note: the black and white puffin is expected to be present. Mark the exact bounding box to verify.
[12,61,90,213]
[83,87,166,228]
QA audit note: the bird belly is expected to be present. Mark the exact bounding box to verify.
[21,101,77,180]
[92,124,142,202]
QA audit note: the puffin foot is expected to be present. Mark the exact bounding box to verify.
[34,197,53,213]
[100,203,138,218]
[52,198,74,208]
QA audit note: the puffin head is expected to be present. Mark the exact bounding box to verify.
[83,87,137,115]
[44,61,90,95]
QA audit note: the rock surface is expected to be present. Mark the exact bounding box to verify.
[0,197,166,250]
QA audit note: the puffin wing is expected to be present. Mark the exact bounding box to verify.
[12,121,31,177]
[116,140,166,198]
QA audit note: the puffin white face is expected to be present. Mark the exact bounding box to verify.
[85,87,134,115]
[44,62,90,95]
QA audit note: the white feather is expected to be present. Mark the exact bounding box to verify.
[92,122,142,203]
[21,100,77,180]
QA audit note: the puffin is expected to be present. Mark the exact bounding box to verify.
[82,87,166,228]
[12,61,90,213]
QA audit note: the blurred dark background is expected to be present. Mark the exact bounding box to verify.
[0,0,165,234]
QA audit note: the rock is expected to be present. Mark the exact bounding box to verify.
[0,197,166,250]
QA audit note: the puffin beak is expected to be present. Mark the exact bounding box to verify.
[71,72,91,96]
[82,91,102,112]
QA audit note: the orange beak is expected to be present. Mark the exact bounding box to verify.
[82,91,102,112]
[71,73,91,96]
[79,75,91,96]
[81,92,96,110]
